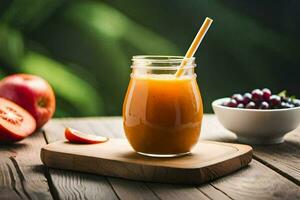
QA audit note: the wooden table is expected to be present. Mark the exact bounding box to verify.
[1,114,300,200]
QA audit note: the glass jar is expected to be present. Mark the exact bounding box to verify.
[123,56,203,157]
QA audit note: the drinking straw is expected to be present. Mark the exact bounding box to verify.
[175,17,213,77]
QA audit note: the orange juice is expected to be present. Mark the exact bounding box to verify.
[123,73,203,156]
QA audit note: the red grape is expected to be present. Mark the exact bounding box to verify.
[269,95,281,107]
[232,94,243,103]
[227,99,238,107]
[251,89,263,102]
[262,88,272,101]
[243,93,252,105]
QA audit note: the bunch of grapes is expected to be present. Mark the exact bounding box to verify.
[223,89,300,109]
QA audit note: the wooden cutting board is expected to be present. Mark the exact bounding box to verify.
[41,138,252,184]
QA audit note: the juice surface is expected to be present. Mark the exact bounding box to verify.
[123,74,203,155]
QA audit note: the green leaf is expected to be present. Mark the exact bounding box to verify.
[278,90,287,98]
[1,0,66,32]
[0,24,24,65]
[63,1,179,54]
[0,69,6,79]
[20,51,104,115]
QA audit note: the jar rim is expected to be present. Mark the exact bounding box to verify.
[132,55,195,62]
[131,55,196,70]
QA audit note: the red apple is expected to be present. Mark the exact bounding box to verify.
[0,74,56,129]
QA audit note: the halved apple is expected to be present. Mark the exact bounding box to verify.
[0,98,36,142]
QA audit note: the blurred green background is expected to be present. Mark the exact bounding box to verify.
[0,0,299,117]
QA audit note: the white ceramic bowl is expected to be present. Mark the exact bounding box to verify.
[212,98,300,144]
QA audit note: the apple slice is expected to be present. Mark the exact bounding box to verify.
[0,98,36,142]
[65,128,109,144]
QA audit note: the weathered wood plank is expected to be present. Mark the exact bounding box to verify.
[0,132,52,200]
[147,183,210,200]
[0,157,24,200]
[198,184,232,200]
[210,160,300,200]
[43,119,66,144]
[202,115,300,185]
[200,115,236,142]
[0,189,22,200]
[253,131,300,185]
[108,178,159,200]
[47,169,118,200]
